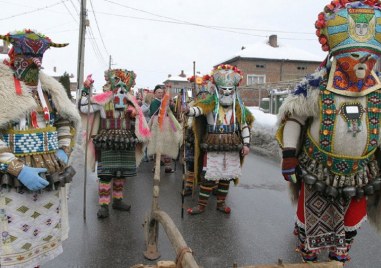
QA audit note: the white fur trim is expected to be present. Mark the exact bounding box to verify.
[39,71,81,129]
[0,63,80,129]
[344,216,367,232]
[277,86,320,125]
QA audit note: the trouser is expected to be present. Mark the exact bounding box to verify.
[98,178,125,205]
[197,179,230,208]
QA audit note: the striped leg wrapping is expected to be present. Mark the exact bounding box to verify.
[99,180,112,205]
[216,180,230,206]
[198,181,214,208]
[185,172,194,190]
[112,178,125,200]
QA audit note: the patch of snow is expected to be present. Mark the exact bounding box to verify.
[248,107,277,134]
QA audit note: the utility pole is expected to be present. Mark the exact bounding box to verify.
[76,0,88,103]
[76,0,89,222]
[109,55,112,70]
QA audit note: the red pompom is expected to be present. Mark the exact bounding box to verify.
[203,74,211,81]
[319,36,327,45]
[322,44,330,51]
[315,20,325,28]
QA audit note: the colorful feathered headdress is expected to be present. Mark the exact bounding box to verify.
[211,64,243,88]
[315,0,381,55]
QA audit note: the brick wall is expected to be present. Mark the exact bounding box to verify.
[224,58,321,86]
[238,86,268,107]
[219,57,321,108]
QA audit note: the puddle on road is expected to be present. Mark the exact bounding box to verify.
[238,183,286,192]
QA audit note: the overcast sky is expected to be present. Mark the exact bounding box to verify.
[0,0,328,92]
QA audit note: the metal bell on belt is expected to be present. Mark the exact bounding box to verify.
[313,181,326,192]
[364,184,374,195]
[372,178,381,191]
[342,186,357,199]
[303,174,317,185]
[356,187,365,199]
[325,186,338,199]
[1,173,12,187]
[200,143,208,150]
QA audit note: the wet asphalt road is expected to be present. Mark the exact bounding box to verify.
[43,147,381,268]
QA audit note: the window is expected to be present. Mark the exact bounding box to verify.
[247,74,266,85]
[256,64,265,68]
[297,66,307,70]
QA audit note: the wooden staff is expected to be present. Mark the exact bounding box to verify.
[83,85,94,222]
[180,88,187,219]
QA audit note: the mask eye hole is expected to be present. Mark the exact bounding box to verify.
[351,53,360,59]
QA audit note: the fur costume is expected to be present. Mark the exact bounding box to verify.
[147,109,182,159]
[186,64,254,215]
[79,69,150,218]
[276,1,381,263]
[0,60,80,266]
[80,90,150,171]
[192,95,254,183]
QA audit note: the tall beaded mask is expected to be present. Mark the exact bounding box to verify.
[316,1,381,94]
[211,64,242,107]
[0,29,68,83]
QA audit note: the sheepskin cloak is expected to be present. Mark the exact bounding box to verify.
[0,63,80,130]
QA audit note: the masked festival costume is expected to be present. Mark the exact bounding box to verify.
[276,1,381,263]
[147,86,182,173]
[185,65,254,215]
[0,30,80,267]
[79,69,150,218]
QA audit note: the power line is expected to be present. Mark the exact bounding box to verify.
[89,0,110,56]
[69,0,79,15]
[87,26,108,66]
[61,0,78,23]
[102,0,316,39]
[0,0,69,21]
[91,10,316,41]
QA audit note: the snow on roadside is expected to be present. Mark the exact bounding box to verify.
[247,107,280,161]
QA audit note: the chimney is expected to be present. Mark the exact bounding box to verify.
[268,35,278,48]
[53,66,57,73]
[179,70,186,78]
[1,40,9,53]
[241,46,246,50]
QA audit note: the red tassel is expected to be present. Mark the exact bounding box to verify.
[13,76,22,95]
[43,107,50,121]
[31,111,39,128]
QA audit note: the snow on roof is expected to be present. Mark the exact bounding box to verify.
[221,40,324,64]
[43,67,76,82]
[163,75,189,83]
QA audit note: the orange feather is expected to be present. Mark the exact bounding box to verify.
[158,92,170,129]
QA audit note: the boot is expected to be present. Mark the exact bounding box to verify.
[97,205,109,218]
[112,199,131,211]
